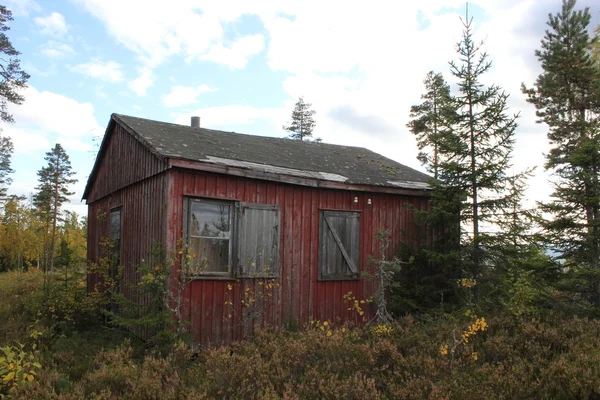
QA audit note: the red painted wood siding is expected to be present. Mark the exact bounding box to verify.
[86,123,167,203]
[167,168,428,346]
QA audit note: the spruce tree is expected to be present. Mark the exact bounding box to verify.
[444,13,520,280]
[399,13,524,311]
[522,0,600,271]
[34,144,77,272]
[283,96,317,141]
[407,71,454,179]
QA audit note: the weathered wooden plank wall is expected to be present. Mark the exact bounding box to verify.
[87,172,168,301]
[167,168,428,346]
[86,123,167,203]
[86,122,169,314]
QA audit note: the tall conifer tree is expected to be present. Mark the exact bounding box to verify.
[34,144,77,272]
[407,71,454,179]
[400,12,524,311]
[523,0,600,270]
[523,0,600,307]
[443,12,520,279]
[0,6,29,124]
[283,97,317,141]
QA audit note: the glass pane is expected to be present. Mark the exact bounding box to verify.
[110,209,121,240]
[189,237,230,273]
[189,202,230,238]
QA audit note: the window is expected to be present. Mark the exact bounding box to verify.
[109,208,121,267]
[237,203,280,278]
[187,199,232,275]
[319,210,360,280]
[109,207,122,314]
[185,198,281,278]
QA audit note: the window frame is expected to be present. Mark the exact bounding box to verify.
[184,197,234,278]
[318,209,361,281]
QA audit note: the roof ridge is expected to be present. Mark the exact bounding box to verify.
[112,113,381,153]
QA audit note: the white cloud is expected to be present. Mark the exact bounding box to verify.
[4,0,40,16]
[8,86,103,147]
[73,0,273,93]
[173,105,281,132]
[201,34,264,69]
[39,41,76,58]
[34,12,68,36]
[2,126,50,154]
[2,86,103,203]
[162,84,217,108]
[71,60,124,82]
[129,67,154,96]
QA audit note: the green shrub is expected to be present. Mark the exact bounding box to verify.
[3,270,600,400]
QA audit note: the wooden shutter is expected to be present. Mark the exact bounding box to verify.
[237,203,281,277]
[319,210,360,280]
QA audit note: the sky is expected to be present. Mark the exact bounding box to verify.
[2,0,600,218]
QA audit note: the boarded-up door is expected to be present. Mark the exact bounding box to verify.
[319,210,360,280]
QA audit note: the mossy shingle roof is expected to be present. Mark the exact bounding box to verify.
[113,113,430,189]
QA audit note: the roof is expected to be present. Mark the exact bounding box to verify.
[83,113,431,200]
[112,113,429,188]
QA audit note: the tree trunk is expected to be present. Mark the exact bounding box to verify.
[49,162,60,271]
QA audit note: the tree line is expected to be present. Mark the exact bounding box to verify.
[400,0,600,317]
[0,6,83,274]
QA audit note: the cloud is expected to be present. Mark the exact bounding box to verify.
[173,105,281,131]
[71,60,124,82]
[39,41,76,58]
[73,0,272,93]
[8,86,103,150]
[34,12,68,36]
[2,126,50,154]
[200,34,265,69]
[129,67,153,96]
[4,0,40,16]
[329,105,398,138]
[162,84,217,108]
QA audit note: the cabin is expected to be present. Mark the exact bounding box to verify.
[83,113,430,345]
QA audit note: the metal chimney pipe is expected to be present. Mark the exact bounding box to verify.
[191,116,200,128]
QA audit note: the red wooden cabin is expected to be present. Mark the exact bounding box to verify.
[83,113,430,346]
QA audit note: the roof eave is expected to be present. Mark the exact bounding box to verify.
[81,115,116,201]
[82,114,169,202]
[168,158,430,196]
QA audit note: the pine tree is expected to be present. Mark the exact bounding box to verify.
[0,135,13,198]
[0,6,25,200]
[592,24,600,66]
[522,0,600,308]
[33,144,77,272]
[407,71,455,179]
[283,97,317,141]
[0,6,29,124]
[522,0,600,271]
